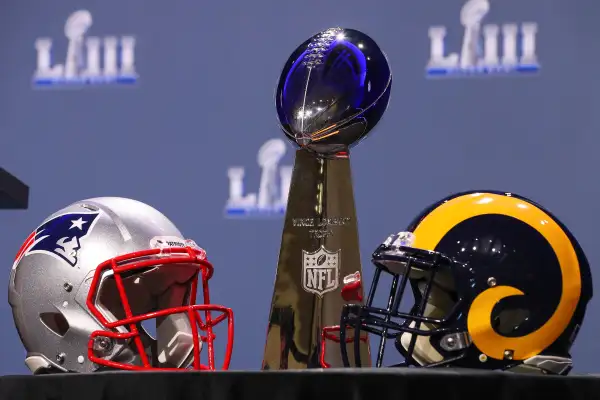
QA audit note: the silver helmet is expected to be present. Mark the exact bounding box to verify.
[8,197,234,374]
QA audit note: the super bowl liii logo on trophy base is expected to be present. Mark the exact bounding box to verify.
[426,0,539,77]
[33,9,137,87]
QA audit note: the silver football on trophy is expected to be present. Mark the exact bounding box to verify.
[275,27,392,155]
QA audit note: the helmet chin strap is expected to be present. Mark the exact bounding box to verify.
[105,317,201,370]
[399,310,445,366]
[155,313,200,368]
[399,279,455,366]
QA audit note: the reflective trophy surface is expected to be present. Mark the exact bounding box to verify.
[262,27,392,369]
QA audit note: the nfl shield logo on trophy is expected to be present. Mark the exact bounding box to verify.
[302,246,340,297]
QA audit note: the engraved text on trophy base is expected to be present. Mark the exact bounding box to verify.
[293,217,351,239]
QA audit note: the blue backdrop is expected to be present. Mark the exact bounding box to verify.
[2,0,600,374]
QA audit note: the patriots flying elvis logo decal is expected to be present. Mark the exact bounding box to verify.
[13,212,101,269]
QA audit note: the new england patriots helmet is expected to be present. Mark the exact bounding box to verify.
[8,197,233,374]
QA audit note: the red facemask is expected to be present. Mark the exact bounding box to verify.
[86,243,233,371]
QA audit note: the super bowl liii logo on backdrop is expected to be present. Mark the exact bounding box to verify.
[33,9,137,87]
[224,138,292,218]
[426,0,539,78]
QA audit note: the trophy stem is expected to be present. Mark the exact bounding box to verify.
[262,148,371,370]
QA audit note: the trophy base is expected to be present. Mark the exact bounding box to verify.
[3,369,597,400]
[262,148,371,370]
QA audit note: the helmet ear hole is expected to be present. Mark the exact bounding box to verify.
[492,306,531,335]
[39,311,70,337]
